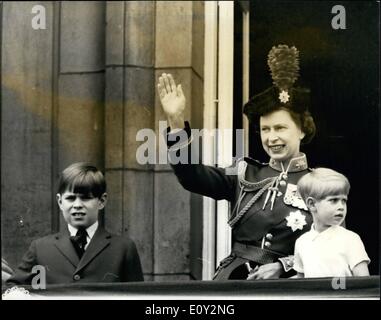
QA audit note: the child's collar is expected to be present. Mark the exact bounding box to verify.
[310,223,341,239]
[68,221,98,239]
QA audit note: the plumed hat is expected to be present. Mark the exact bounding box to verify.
[244,45,311,123]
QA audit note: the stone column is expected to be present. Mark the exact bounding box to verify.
[153,1,204,281]
[105,1,204,281]
[58,1,105,169]
[105,1,155,280]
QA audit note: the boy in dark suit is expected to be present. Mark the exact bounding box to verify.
[7,162,144,285]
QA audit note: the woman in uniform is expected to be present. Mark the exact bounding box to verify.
[157,45,316,280]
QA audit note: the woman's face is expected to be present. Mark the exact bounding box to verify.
[260,109,305,162]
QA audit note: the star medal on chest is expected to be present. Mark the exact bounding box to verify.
[285,210,307,232]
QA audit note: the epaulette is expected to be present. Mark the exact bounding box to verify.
[233,157,267,180]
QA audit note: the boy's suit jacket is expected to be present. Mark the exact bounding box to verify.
[7,226,144,285]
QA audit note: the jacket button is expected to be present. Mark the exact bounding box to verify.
[264,241,271,248]
[265,233,273,240]
[73,274,81,281]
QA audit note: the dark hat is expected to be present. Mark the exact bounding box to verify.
[244,45,311,123]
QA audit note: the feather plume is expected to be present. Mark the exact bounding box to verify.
[267,45,300,91]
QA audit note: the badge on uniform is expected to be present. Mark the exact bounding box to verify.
[286,210,307,232]
[283,183,308,210]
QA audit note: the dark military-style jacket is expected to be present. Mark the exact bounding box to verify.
[167,123,313,279]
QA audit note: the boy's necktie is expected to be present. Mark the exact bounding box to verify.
[70,227,88,258]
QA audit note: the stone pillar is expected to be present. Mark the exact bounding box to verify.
[105,1,155,280]
[153,1,204,281]
[105,1,204,281]
[58,1,105,169]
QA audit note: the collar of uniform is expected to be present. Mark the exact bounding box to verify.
[269,153,308,172]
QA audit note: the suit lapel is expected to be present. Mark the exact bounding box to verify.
[54,230,80,267]
[75,227,111,273]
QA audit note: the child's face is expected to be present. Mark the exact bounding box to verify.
[57,191,107,229]
[311,194,347,230]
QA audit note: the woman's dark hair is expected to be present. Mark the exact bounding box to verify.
[57,162,106,198]
[286,108,316,144]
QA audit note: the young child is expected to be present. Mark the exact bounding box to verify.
[294,168,370,277]
[7,162,144,285]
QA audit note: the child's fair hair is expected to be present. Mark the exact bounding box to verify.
[297,168,350,202]
[57,162,106,198]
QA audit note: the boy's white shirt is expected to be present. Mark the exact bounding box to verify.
[294,224,370,277]
[68,221,98,250]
